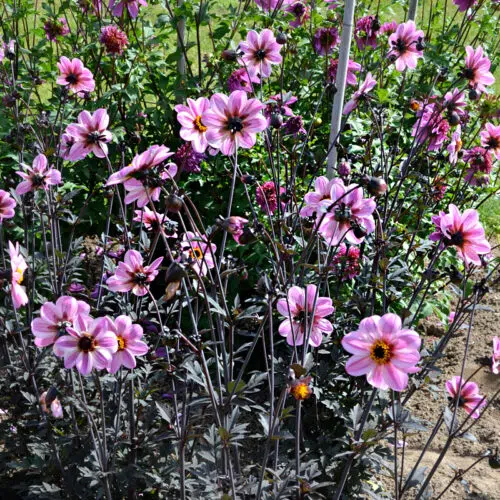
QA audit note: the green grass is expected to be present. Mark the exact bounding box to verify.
[478,196,500,237]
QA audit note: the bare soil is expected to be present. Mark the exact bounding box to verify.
[376,261,500,498]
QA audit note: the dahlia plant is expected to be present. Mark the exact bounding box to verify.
[0,0,498,498]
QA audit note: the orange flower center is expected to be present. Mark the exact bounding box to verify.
[188,247,203,260]
[291,382,312,400]
[456,138,462,152]
[193,115,207,133]
[370,340,392,365]
[117,336,126,351]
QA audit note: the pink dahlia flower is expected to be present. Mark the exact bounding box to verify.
[256,181,285,214]
[492,336,500,375]
[40,391,63,418]
[300,176,343,218]
[31,296,90,350]
[227,68,260,93]
[8,241,28,309]
[0,189,16,223]
[430,204,491,266]
[380,21,397,36]
[179,231,217,277]
[388,21,424,71]
[276,285,334,347]
[355,15,379,50]
[108,145,177,207]
[109,0,147,19]
[343,73,377,114]
[59,133,77,160]
[44,18,70,42]
[54,315,118,376]
[133,206,177,237]
[443,88,467,117]
[174,97,210,153]
[285,1,310,28]
[445,376,486,419]
[107,145,174,186]
[56,57,95,95]
[480,122,500,160]
[223,216,249,244]
[411,104,450,151]
[107,315,148,374]
[318,178,376,246]
[342,313,421,392]
[203,91,267,156]
[463,147,493,186]
[253,0,290,11]
[66,109,112,160]
[239,29,282,78]
[107,250,163,296]
[99,25,129,55]
[16,154,62,195]
[447,125,462,165]
[453,0,477,11]
[328,58,362,86]
[313,27,340,56]
[463,46,495,93]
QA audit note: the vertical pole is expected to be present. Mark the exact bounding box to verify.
[326,0,356,178]
[408,0,418,21]
[177,0,186,84]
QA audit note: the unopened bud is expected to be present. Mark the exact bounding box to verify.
[363,175,388,196]
[276,31,287,45]
[240,174,256,185]
[165,262,187,284]
[338,160,351,177]
[44,387,58,406]
[166,193,183,213]
[270,113,283,129]
[221,49,238,62]
[448,111,460,126]
[237,227,256,245]
[468,88,479,101]
[351,222,367,239]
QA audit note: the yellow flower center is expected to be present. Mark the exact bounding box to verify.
[370,340,392,365]
[193,115,207,133]
[456,138,462,152]
[15,266,24,284]
[291,382,312,400]
[117,336,126,351]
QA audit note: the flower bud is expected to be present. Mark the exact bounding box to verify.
[364,175,388,196]
[165,262,187,284]
[240,174,256,185]
[221,49,238,62]
[270,113,283,129]
[351,222,367,239]
[469,88,479,101]
[337,160,351,177]
[44,387,58,406]
[237,227,256,245]
[276,31,287,45]
[165,193,183,213]
[448,111,460,126]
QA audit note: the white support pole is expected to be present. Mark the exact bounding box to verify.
[326,0,356,178]
[408,0,418,21]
